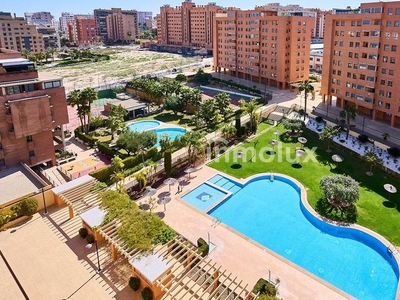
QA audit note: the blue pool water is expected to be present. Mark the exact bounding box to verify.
[153,128,186,147]
[128,120,160,132]
[181,182,227,211]
[207,174,399,300]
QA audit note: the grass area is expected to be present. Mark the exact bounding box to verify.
[209,122,400,245]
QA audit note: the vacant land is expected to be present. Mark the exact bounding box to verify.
[38,47,203,92]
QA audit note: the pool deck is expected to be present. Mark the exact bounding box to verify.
[153,165,354,300]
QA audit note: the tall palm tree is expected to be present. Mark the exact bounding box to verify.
[47,47,58,62]
[21,48,31,59]
[110,171,125,193]
[238,99,260,134]
[298,80,314,121]
[67,90,85,129]
[339,104,357,139]
[180,131,206,165]
[80,87,98,133]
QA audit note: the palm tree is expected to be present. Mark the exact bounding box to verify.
[133,170,147,191]
[220,123,236,140]
[47,47,58,62]
[214,92,231,118]
[238,99,261,134]
[67,90,85,129]
[298,80,314,121]
[106,104,127,140]
[319,125,339,152]
[110,171,125,193]
[146,161,158,184]
[363,150,383,176]
[339,104,357,139]
[21,48,31,59]
[80,87,98,133]
[180,131,206,165]
[35,51,46,65]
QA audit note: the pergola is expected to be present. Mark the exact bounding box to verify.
[99,223,256,300]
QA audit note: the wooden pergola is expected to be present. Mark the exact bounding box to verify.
[98,223,257,300]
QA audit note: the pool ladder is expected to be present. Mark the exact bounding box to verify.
[212,218,221,228]
[388,246,399,255]
[270,173,274,182]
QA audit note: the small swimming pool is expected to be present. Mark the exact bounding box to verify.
[181,182,228,211]
[128,120,160,132]
[205,174,399,300]
[154,128,186,147]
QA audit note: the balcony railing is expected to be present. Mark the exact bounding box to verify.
[0,70,38,83]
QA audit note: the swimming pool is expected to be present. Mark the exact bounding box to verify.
[128,120,160,132]
[181,182,228,211]
[153,128,186,147]
[206,174,399,300]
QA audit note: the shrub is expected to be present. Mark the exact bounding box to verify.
[86,234,95,244]
[79,227,88,238]
[358,134,369,143]
[164,151,172,175]
[197,237,209,257]
[388,147,400,158]
[74,127,97,146]
[0,212,11,228]
[153,227,176,245]
[252,278,277,297]
[97,142,117,157]
[129,276,140,291]
[315,116,323,123]
[141,287,153,300]
[11,198,38,217]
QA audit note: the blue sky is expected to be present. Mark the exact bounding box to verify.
[1,0,395,17]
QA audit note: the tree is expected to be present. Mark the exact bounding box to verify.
[179,131,206,165]
[198,99,215,124]
[192,68,212,85]
[68,88,98,134]
[21,48,31,59]
[319,125,339,152]
[339,104,357,139]
[363,150,383,176]
[133,170,147,190]
[110,171,125,193]
[239,99,261,134]
[106,104,127,140]
[47,47,58,62]
[220,123,236,140]
[164,94,184,115]
[298,80,314,121]
[116,131,157,155]
[35,51,46,65]
[319,175,359,214]
[111,156,124,173]
[282,118,304,135]
[80,87,98,133]
[175,73,187,82]
[214,92,231,118]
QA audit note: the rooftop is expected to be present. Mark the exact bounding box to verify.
[129,253,171,283]
[0,165,43,206]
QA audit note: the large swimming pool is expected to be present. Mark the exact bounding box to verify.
[153,128,186,147]
[128,120,160,132]
[203,174,399,300]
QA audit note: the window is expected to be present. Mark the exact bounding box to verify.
[43,80,61,89]
[29,150,35,157]
[384,44,389,51]
[383,56,388,62]
[26,135,33,142]
[387,92,392,98]
[387,21,392,27]
[392,45,397,52]
[388,8,393,15]
[396,8,400,15]
[381,79,386,85]
[382,68,387,74]
[0,159,4,167]
[388,80,393,87]
[379,90,384,97]
[378,101,383,107]
[390,57,396,63]
[389,69,394,75]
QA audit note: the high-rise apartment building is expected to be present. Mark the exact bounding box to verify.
[138,11,153,28]
[94,8,139,42]
[59,12,74,33]
[37,25,60,49]
[0,49,69,169]
[24,11,54,26]
[321,1,400,127]
[68,16,96,46]
[0,12,45,53]
[213,8,313,89]
[157,1,225,54]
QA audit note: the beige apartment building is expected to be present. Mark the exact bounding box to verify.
[321,1,400,127]
[213,9,313,89]
[156,1,227,54]
[0,12,45,53]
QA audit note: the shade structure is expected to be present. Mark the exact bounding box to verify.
[384,184,397,201]
[298,137,307,146]
[184,167,196,179]
[144,188,157,198]
[295,149,305,157]
[163,178,177,191]
[159,196,171,205]
[331,154,344,163]
[273,130,280,137]
[269,139,278,146]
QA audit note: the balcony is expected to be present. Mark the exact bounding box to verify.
[29,156,38,166]
[0,70,38,84]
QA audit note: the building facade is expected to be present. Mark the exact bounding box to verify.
[321,1,400,127]
[24,11,54,26]
[59,12,74,33]
[0,12,45,53]
[37,25,60,49]
[68,16,96,46]
[0,49,69,169]
[213,9,313,89]
[138,11,153,28]
[157,1,225,54]
[94,8,139,42]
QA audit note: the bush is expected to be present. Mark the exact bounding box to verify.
[74,127,97,146]
[252,278,277,297]
[129,276,140,291]
[358,134,369,143]
[86,234,95,244]
[97,142,117,157]
[164,151,172,175]
[141,287,153,300]
[315,116,323,123]
[197,237,209,257]
[11,198,38,217]
[153,227,176,245]
[0,212,11,228]
[79,227,88,238]
[388,147,400,158]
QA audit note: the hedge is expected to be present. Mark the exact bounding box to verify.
[74,127,96,146]
[211,77,262,95]
[97,142,117,157]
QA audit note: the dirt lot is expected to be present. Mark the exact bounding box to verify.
[38,47,203,92]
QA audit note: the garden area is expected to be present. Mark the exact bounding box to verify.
[209,121,400,245]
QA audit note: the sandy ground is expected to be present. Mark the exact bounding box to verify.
[38,47,204,92]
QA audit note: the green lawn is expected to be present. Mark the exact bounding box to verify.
[209,122,400,245]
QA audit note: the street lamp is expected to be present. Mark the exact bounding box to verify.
[86,240,101,273]
[41,187,48,215]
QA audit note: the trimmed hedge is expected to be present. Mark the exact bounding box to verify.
[74,127,96,146]
[197,237,209,257]
[211,77,262,95]
[79,227,88,238]
[141,287,153,300]
[97,142,117,157]
[129,276,140,291]
[252,278,277,297]
[11,198,38,217]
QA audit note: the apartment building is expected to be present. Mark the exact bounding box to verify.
[138,11,153,28]
[25,11,54,26]
[0,12,45,53]
[213,9,313,89]
[321,1,400,127]
[68,16,96,46]
[37,25,59,49]
[157,1,225,54]
[0,49,69,169]
[59,12,74,33]
[94,8,139,42]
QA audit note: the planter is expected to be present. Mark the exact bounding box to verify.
[2,215,30,230]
